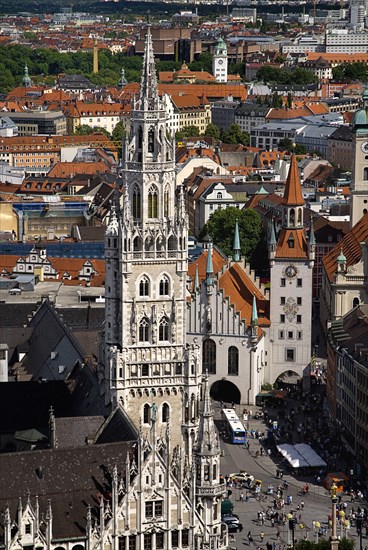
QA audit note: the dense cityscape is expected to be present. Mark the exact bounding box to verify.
[0,2,367,550]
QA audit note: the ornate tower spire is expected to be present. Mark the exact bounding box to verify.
[282,154,304,230]
[251,294,258,344]
[206,240,214,287]
[195,374,220,455]
[22,64,32,87]
[194,375,226,549]
[268,219,277,264]
[138,26,159,110]
[232,220,241,262]
[308,216,316,262]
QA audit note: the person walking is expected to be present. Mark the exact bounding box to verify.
[260,531,265,542]
[240,492,244,502]
[248,531,253,544]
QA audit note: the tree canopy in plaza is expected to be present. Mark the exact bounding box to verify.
[199,207,264,266]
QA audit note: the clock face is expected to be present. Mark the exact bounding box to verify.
[285,265,297,278]
[361,141,368,153]
[218,59,223,65]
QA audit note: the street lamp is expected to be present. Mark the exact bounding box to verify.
[356,516,363,550]
[313,521,321,544]
[288,514,296,550]
[330,484,339,550]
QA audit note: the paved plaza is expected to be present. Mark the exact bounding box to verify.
[215,400,367,550]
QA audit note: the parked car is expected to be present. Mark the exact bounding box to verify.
[228,522,243,533]
[222,515,240,526]
[8,288,22,295]
[228,472,255,485]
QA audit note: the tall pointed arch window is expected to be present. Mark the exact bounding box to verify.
[148,186,158,218]
[202,339,216,374]
[143,403,150,424]
[139,317,150,342]
[159,275,170,296]
[148,128,154,153]
[159,316,169,342]
[139,275,150,296]
[138,127,143,149]
[228,346,239,375]
[164,186,169,217]
[162,402,169,422]
[133,185,141,219]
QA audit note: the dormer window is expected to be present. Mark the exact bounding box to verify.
[288,234,295,248]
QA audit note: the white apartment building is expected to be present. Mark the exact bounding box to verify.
[325,29,368,52]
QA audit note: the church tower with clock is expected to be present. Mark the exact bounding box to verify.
[268,155,315,382]
[103,27,201,458]
[350,85,368,228]
[212,37,228,83]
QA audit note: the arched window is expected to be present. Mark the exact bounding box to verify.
[164,186,169,217]
[217,192,222,199]
[138,127,143,149]
[139,317,150,342]
[363,167,368,181]
[133,236,142,251]
[159,316,169,341]
[228,346,239,375]
[143,403,150,424]
[133,185,141,219]
[297,208,302,225]
[168,236,177,250]
[148,127,154,153]
[289,208,295,226]
[139,276,150,296]
[148,186,158,218]
[159,275,170,296]
[353,297,360,308]
[202,339,216,374]
[162,402,169,422]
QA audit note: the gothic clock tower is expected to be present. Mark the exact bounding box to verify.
[103,27,201,456]
[268,155,315,382]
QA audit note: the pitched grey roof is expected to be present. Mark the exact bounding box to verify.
[0,440,136,542]
[54,416,104,448]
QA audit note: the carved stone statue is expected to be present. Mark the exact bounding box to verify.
[151,403,158,423]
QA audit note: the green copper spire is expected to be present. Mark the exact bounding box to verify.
[251,294,258,326]
[22,63,32,87]
[232,220,241,262]
[206,240,213,286]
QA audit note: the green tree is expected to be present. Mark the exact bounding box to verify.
[74,125,110,137]
[295,539,353,550]
[188,52,212,73]
[278,138,307,155]
[271,92,283,108]
[175,125,200,141]
[221,124,250,146]
[286,92,293,109]
[204,123,221,139]
[199,207,263,263]
[111,120,127,144]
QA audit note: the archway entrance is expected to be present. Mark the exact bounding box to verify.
[274,370,301,391]
[210,380,241,405]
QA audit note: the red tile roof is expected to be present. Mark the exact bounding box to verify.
[275,229,308,259]
[283,155,304,206]
[322,213,368,283]
[219,262,270,326]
